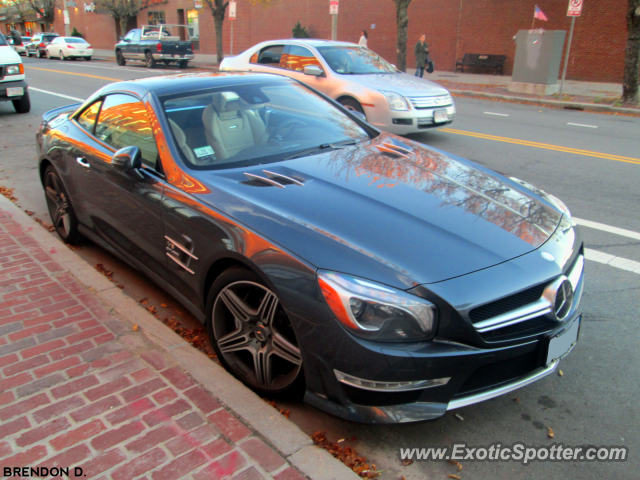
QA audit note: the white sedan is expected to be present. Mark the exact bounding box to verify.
[45,37,93,61]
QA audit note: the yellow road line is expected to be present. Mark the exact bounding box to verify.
[25,66,120,82]
[440,128,640,166]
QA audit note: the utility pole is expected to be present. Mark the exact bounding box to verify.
[560,0,583,97]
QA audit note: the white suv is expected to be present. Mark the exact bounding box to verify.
[0,34,30,113]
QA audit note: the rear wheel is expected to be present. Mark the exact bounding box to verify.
[38,50,44,58]
[179,60,188,69]
[12,91,30,114]
[145,51,156,68]
[43,165,81,244]
[116,50,126,66]
[206,267,304,398]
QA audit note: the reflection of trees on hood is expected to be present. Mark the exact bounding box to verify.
[322,135,560,247]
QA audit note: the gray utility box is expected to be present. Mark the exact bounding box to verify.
[509,30,566,96]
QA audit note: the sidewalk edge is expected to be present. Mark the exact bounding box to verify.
[0,194,359,480]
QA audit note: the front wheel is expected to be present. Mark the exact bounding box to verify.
[145,51,156,69]
[60,51,65,61]
[12,92,30,114]
[338,97,365,116]
[206,267,305,398]
[43,165,81,244]
[116,50,126,66]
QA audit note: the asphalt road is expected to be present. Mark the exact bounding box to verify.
[1,56,639,480]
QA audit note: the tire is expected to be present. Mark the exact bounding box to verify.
[43,165,81,244]
[60,51,65,61]
[338,97,365,115]
[85,56,91,61]
[206,267,305,398]
[116,50,126,66]
[12,91,30,114]
[38,50,44,58]
[145,51,156,69]
[179,60,188,69]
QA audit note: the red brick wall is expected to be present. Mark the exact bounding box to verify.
[18,0,627,83]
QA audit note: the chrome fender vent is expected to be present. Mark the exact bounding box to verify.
[241,170,305,188]
[375,141,413,159]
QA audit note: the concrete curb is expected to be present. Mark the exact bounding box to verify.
[0,194,359,480]
[449,89,640,116]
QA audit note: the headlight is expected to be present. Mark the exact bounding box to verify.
[6,64,24,75]
[317,270,438,342]
[380,91,409,111]
[509,177,572,217]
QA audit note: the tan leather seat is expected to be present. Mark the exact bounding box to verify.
[168,118,198,165]
[202,92,268,160]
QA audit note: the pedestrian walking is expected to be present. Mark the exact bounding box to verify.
[359,30,368,48]
[414,34,429,78]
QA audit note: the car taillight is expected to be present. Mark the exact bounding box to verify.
[86,45,91,49]
[156,43,162,53]
[39,42,45,47]
[190,43,194,51]
[67,45,75,49]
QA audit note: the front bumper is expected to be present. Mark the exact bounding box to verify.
[152,53,194,61]
[0,79,28,102]
[365,103,456,135]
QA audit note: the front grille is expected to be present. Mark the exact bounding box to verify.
[342,384,424,406]
[408,95,452,109]
[480,316,556,342]
[456,350,540,395]
[469,284,547,324]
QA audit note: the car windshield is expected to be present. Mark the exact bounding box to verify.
[160,78,373,171]
[64,37,88,44]
[317,46,397,75]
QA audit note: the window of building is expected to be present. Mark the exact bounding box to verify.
[187,9,199,49]
[148,11,166,25]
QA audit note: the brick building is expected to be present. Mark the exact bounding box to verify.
[2,0,629,83]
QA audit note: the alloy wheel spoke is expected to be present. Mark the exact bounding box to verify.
[270,332,302,366]
[217,326,253,355]
[219,288,253,322]
[45,186,59,204]
[257,290,278,327]
[53,207,66,228]
[253,345,272,387]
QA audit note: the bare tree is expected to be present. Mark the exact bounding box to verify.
[392,0,412,72]
[27,0,56,30]
[6,0,35,28]
[95,0,147,39]
[202,0,227,63]
[622,0,640,104]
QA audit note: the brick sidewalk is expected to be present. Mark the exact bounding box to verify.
[0,210,309,480]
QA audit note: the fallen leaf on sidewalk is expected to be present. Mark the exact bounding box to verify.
[447,460,463,471]
[117,285,124,289]
[513,397,520,403]
[132,324,139,332]
[447,475,461,480]
[139,297,149,304]
[558,370,564,377]
[548,427,555,438]
[25,210,34,216]
[400,459,414,466]
[161,303,168,307]
[311,431,380,477]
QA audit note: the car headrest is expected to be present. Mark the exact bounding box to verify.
[211,92,261,113]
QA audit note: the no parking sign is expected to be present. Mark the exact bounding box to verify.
[567,0,583,16]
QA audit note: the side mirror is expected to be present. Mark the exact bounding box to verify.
[112,146,142,171]
[351,111,366,122]
[303,65,324,77]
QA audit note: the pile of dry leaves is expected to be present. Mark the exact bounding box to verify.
[311,431,379,478]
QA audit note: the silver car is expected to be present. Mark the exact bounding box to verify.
[220,39,455,135]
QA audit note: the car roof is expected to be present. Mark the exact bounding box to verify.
[256,38,356,48]
[99,72,296,98]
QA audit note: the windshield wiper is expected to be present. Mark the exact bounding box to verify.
[283,140,357,160]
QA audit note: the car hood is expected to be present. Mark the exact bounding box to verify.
[345,72,450,97]
[197,134,562,289]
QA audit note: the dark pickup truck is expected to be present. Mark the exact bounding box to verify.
[115,25,194,69]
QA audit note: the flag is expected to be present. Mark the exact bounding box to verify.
[534,5,548,21]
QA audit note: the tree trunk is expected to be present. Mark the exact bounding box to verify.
[394,0,411,72]
[214,11,225,62]
[119,16,128,40]
[622,1,640,104]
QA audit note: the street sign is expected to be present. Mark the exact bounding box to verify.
[330,0,338,15]
[567,0,583,17]
[63,10,70,24]
[229,0,236,19]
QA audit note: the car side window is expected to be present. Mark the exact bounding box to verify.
[94,94,159,170]
[250,45,285,67]
[284,46,322,72]
[76,100,103,134]
[124,31,136,42]
[132,30,141,42]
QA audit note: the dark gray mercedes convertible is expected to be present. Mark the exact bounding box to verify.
[37,73,584,423]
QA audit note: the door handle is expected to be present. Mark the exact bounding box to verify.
[76,157,90,170]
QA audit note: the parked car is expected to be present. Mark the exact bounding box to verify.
[6,36,31,55]
[220,39,455,135]
[36,72,583,424]
[0,33,30,113]
[114,24,194,69]
[27,32,59,57]
[45,36,93,61]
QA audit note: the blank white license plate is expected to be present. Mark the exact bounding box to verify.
[546,316,580,365]
[434,109,448,123]
[78,51,85,54]
[6,87,24,97]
